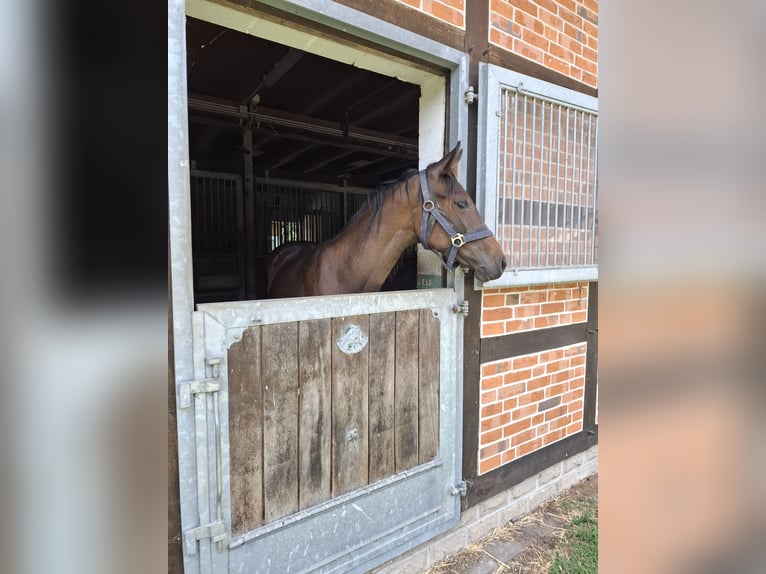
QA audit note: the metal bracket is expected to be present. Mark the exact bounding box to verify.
[450,480,468,497]
[183,520,227,556]
[178,357,222,408]
[464,86,477,105]
[452,300,469,318]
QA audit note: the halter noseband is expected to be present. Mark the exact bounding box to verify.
[418,170,494,271]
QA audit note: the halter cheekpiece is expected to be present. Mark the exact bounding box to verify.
[418,170,493,271]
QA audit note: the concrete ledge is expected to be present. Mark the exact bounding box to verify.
[370,444,598,573]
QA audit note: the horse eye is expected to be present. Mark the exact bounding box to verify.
[456,200,468,209]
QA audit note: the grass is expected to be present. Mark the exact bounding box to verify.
[548,506,598,574]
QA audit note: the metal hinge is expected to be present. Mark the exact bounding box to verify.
[183,520,226,556]
[450,480,468,497]
[452,300,469,317]
[178,358,222,408]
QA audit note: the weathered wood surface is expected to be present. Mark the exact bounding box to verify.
[262,322,300,523]
[368,313,396,482]
[394,310,419,472]
[228,326,264,535]
[298,319,332,509]
[418,309,440,463]
[331,315,370,497]
[226,308,442,533]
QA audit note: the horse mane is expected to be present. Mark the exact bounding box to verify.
[356,162,459,232]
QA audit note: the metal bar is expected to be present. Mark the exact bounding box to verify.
[554,106,562,267]
[500,89,509,262]
[528,97,536,268]
[591,117,599,264]
[567,108,574,267]
[561,108,572,266]
[577,110,585,266]
[503,84,597,115]
[536,100,544,268]
[546,102,554,268]
[510,91,518,269]
[520,94,528,269]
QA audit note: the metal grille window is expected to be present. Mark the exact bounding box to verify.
[478,65,598,286]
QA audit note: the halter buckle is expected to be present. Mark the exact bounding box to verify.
[423,200,435,212]
[451,233,465,247]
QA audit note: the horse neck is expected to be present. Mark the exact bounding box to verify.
[329,181,419,292]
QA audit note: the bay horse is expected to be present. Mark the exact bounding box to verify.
[266,142,506,298]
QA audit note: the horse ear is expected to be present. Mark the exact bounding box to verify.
[429,141,463,180]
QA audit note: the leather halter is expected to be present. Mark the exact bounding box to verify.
[418,170,494,271]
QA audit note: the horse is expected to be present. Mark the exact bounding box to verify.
[265,142,506,298]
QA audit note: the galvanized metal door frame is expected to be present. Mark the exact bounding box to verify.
[170,1,471,573]
[194,289,462,573]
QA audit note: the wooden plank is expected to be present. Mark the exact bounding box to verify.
[261,322,300,523]
[394,310,419,472]
[331,315,370,497]
[298,319,332,510]
[368,312,396,482]
[227,326,264,535]
[418,309,440,464]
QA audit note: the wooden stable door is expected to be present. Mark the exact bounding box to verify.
[179,290,463,574]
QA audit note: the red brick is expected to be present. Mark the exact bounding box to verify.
[526,375,550,391]
[481,389,497,404]
[569,376,585,389]
[531,364,546,376]
[503,397,518,411]
[582,70,597,87]
[481,402,503,418]
[545,359,570,373]
[532,413,545,426]
[567,399,584,413]
[520,291,547,303]
[513,355,538,369]
[504,368,532,383]
[511,404,537,421]
[517,437,543,457]
[503,417,532,438]
[549,43,574,64]
[480,428,502,444]
[483,322,505,336]
[511,428,536,447]
[558,6,582,28]
[484,307,512,321]
[562,388,584,403]
[543,428,566,445]
[498,382,526,399]
[556,0,576,12]
[552,369,574,384]
[535,0,559,17]
[439,0,464,9]
[535,316,559,328]
[515,304,541,318]
[481,363,501,377]
[513,0,538,18]
[506,319,534,332]
[483,294,506,308]
[491,0,514,20]
[565,344,586,357]
[565,421,583,435]
[479,453,502,474]
[543,25,558,42]
[545,405,568,421]
[582,20,597,38]
[518,389,545,406]
[546,382,568,397]
[428,0,464,27]
[544,55,570,76]
[481,374,504,390]
[575,55,597,75]
[541,302,566,314]
[550,414,572,431]
[501,449,516,464]
[481,412,510,432]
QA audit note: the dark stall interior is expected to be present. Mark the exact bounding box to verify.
[185,17,422,303]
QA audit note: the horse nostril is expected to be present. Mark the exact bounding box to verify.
[501,256,507,271]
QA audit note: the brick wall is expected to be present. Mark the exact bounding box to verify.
[489,0,598,87]
[394,0,466,29]
[482,282,589,337]
[478,342,586,474]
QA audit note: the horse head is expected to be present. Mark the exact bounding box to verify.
[416,142,507,282]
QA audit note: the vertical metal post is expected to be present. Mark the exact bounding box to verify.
[242,117,257,300]
[500,89,509,261]
[528,96,535,268]
[577,110,585,266]
[520,94,527,269]
[545,102,554,267]
[591,117,599,264]
[510,91,518,269]
[536,100,544,268]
